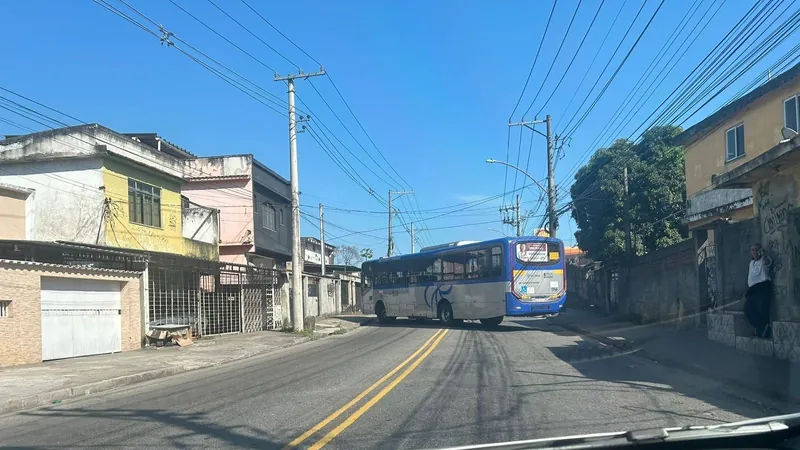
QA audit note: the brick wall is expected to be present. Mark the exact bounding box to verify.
[0,261,142,367]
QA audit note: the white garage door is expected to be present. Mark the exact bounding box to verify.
[41,277,122,361]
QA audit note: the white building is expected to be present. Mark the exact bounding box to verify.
[301,237,336,265]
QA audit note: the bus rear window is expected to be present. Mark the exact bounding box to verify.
[516,242,561,264]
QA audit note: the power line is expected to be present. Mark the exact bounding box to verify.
[556,0,629,123]
[205,0,300,69]
[233,0,434,245]
[562,0,666,139]
[521,0,585,119]
[558,0,650,136]
[508,0,558,121]
[556,0,719,188]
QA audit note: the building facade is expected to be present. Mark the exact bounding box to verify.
[0,124,219,259]
[183,154,291,268]
[301,237,336,266]
[677,63,800,231]
[674,62,800,360]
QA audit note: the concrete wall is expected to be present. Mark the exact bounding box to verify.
[317,277,340,315]
[685,76,800,197]
[567,240,698,326]
[714,217,760,309]
[182,178,254,247]
[0,185,32,240]
[182,207,218,245]
[0,261,142,367]
[754,171,800,321]
[621,240,698,325]
[184,155,251,178]
[0,158,105,244]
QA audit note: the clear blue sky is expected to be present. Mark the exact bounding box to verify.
[1,0,795,255]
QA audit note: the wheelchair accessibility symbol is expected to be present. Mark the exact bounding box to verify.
[521,286,528,294]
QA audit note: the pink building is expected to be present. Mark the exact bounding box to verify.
[183,155,292,268]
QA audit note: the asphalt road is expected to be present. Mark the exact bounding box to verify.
[0,318,786,449]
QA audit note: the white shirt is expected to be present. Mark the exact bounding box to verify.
[748,257,771,287]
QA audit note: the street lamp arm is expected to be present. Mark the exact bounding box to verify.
[485,159,548,195]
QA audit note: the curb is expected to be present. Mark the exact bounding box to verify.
[358,317,376,326]
[551,320,800,406]
[1,365,187,416]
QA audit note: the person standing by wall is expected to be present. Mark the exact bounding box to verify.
[745,243,773,338]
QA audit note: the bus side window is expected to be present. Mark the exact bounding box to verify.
[488,247,503,277]
[441,252,465,281]
[467,249,488,279]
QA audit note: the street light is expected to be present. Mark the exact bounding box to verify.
[488,228,508,237]
[485,159,548,194]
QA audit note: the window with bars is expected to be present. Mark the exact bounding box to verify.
[725,123,745,162]
[128,179,161,227]
[262,203,276,231]
[0,300,10,317]
[785,94,799,133]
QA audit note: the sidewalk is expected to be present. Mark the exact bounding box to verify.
[0,315,374,415]
[549,308,800,405]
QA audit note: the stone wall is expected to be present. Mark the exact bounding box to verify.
[620,240,698,326]
[566,240,698,325]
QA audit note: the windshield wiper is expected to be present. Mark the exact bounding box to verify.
[434,412,800,450]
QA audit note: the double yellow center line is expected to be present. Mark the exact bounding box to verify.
[283,328,450,450]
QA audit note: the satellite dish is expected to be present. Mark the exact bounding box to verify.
[781,127,799,140]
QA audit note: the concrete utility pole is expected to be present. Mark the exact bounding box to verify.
[624,167,631,257]
[546,114,557,238]
[506,116,557,236]
[411,222,415,253]
[387,189,413,257]
[499,195,522,236]
[319,202,326,276]
[274,67,326,332]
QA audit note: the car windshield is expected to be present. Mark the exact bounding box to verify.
[1,1,799,449]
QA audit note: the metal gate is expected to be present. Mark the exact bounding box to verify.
[41,277,122,361]
[148,262,280,337]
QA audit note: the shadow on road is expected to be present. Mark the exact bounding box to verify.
[357,317,533,333]
[541,334,790,420]
[19,407,285,449]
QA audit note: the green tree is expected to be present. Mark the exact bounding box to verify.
[570,126,686,261]
[360,248,374,260]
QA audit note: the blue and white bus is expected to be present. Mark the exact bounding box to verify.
[360,236,566,327]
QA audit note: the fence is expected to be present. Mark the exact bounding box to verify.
[148,262,281,337]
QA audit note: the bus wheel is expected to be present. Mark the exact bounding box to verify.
[480,316,503,328]
[375,302,395,324]
[438,301,455,327]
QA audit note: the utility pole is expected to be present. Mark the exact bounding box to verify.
[411,222,415,253]
[499,196,522,236]
[624,167,631,257]
[546,114,557,238]
[274,67,326,332]
[387,189,413,257]
[319,202,326,276]
[508,116,556,237]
